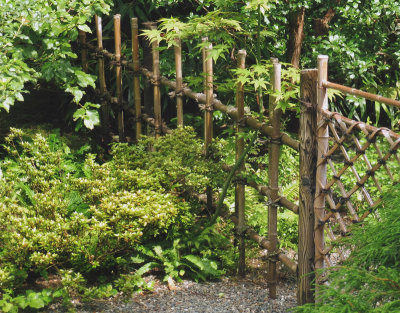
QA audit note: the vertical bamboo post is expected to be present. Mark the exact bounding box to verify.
[267,60,282,299]
[79,30,88,73]
[95,15,109,131]
[315,55,329,290]
[114,14,125,142]
[142,22,157,118]
[298,69,318,305]
[203,39,213,212]
[174,38,184,127]
[203,41,213,152]
[236,50,247,277]
[151,24,162,139]
[131,17,142,140]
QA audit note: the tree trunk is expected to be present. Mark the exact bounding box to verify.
[286,7,305,69]
[314,8,336,37]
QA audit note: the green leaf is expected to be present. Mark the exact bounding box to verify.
[77,24,92,33]
[83,109,100,129]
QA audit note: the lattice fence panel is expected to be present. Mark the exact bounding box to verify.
[317,109,400,266]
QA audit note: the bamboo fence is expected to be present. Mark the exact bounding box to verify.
[78,14,400,306]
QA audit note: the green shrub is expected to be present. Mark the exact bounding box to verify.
[0,127,226,301]
[295,189,400,312]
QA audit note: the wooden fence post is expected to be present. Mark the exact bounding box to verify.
[298,69,318,305]
[95,15,110,131]
[114,14,125,142]
[151,24,162,139]
[79,30,88,73]
[174,38,184,127]
[315,55,329,292]
[267,60,282,299]
[131,17,142,140]
[236,49,247,277]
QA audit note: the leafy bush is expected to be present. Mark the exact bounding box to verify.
[0,127,227,309]
[0,0,112,128]
[295,189,400,312]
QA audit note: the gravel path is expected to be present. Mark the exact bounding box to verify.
[43,276,297,313]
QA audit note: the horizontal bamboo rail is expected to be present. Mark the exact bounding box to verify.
[83,42,300,151]
[322,80,400,108]
[195,193,298,273]
[138,68,300,151]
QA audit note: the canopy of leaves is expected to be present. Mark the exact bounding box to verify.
[0,0,112,127]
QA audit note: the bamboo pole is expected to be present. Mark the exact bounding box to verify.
[298,69,318,305]
[202,38,214,212]
[236,50,247,277]
[81,41,300,150]
[195,193,298,273]
[151,23,162,139]
[323,80,400,109]
[131,17,142,140]
[142,22,157,136]
[114,14,125,142]
[267,60,282,299]
[95,15,110,131]
[174,38,184,127]
[203,40,213,152]
[137,66,300,151]
[315,55,329,290]
[79,30,88,73]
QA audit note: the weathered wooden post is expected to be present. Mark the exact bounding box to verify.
[131,17,142,140]
[95,16,110,131]
[267,59,282,299]
[79,30,88,73]
[236,49,247,277]
[151,24,162,139]
[315,55,329,293]
[298,69,318,304]
[114,14,125,142]
[174,38,184,127]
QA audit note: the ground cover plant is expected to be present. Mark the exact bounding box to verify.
[295,188,400,312]
[0,127,230,311]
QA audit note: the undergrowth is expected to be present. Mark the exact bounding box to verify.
[0,127,229,312]
[295,188,400,312]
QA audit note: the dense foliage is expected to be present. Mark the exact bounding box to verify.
[295,189,400,312]
[0,127,229,311]
[0,0,112,128]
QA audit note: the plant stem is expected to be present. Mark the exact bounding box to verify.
[210,132,258,224]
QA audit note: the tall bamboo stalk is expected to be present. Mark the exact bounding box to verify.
[298,69,318,305]
[142,22,157,119]
[267,60,282,299]
[79,30,88,73]
[203,42,213,152]
[95,15,109,131]
[315,55,329,291]
[151,23,162,139]
[174,38,184,127]
[114,14,125,142]
[202,38,213,212]
[131,17,142,140]
[236,50,247,277]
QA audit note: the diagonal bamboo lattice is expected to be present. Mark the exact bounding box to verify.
[312,56,400,284]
